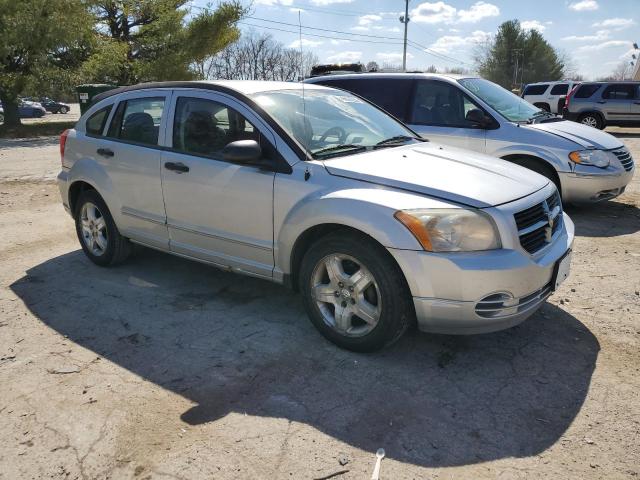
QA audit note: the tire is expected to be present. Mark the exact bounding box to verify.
[578,112,604,130]
[509,157,561,195]
[0,113,3,124]
[59,106,68,114]
[299,230,414,352]
[74,190,131,266]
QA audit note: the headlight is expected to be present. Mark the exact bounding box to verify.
[569,149,610,168]
[394,209,501,252]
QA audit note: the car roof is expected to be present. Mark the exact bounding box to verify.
[525,80,576,85]
[305,72,470,82]
[91,80,332,104]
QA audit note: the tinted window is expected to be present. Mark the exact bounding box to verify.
[107,97,164,146]
[173,97,263,159]
[523,84,549,96]
[319,78,413,121]
[575,84,601,98]
[602,84,637,100]
[411,80,481,127]
[550,84,569,95]
[85,106,112,136]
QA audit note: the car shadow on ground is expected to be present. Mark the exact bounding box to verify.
[566,198,640,237]
[11,248,599,468]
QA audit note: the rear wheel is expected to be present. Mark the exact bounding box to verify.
[74,190,131,266]
[299,231,414,352]
[578,112,604,130]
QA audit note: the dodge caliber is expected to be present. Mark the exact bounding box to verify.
[58,81,574,351]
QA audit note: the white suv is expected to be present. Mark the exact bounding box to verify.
[522,81,579,114]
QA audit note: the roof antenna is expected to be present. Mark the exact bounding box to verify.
[298,10,312,171]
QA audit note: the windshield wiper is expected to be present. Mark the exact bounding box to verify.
[312,144,367,159]
[527,110,556,123]
[374,135,425,148]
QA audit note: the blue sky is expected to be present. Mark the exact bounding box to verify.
[193,0,640,79]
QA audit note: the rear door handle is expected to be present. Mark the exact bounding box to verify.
[597,101,606,104]
[634,101,640,105]
[164,161,189,173]
[97,148,114,157]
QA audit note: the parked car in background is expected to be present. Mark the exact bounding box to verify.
[562,81,640,130]
[39,97,70,114]
[306,73,635,203]
[57,80,574,351]
[521,81,580,114]
[18,100,46,118]
[0,104,4,124]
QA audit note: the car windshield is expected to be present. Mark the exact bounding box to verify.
[250,88,422,159]
[459,78,542,123]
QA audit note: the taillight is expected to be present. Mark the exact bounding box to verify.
[565,86,578,111]
[60,129,69,165]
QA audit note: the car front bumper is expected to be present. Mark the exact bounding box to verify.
[388,213,574,335]
[558,164,635,203]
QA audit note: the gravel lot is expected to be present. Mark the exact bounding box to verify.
[0,128,638,479]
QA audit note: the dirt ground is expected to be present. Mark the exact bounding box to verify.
[0,128,638,479]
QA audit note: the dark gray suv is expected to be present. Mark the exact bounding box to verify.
[563,82,640,130]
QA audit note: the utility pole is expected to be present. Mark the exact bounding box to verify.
[400,0,409,72]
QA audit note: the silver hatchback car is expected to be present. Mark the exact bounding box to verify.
[58,81,574,351]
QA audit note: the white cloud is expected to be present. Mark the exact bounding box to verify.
[562,30,609,41]
[288,38,323,48]
[592,18,636,30]
[326,51,362,62]
[577,40,631,52]
[568,0,598,11]
[521,20,546,32]
[310,0,354,5]
[457,1,500,23]
[429,30,491,54]
[253,0,293,5]
[376,52,414,62]
[411,1,499,25]
[357,14,382,26]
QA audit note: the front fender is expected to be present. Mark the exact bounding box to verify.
[275,187,444,274]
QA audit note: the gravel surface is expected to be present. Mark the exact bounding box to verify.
[0,128,638,479]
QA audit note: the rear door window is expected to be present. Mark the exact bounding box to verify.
[411,80,482,128]
[550,84,569,95]
[602,84,637,100]
[575,84,601,98]
[318,78,413,122]
[523,84,549,96]
[85,105,112,136]
[107,97,165,146]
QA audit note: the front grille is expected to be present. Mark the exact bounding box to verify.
[475,282,553,319]
[514,191,562,254]
[612,148,634,172]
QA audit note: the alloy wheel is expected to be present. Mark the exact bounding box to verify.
[581,116,598,128]
[80,202,108,256]
[310,253,382,337]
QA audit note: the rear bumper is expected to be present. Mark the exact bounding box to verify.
[57,169,72,215]
[388,213,574,335]
[562,110,579,122]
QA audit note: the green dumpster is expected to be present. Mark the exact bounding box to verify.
[76,84,118,115]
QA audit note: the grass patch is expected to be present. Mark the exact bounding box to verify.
[0,121,76,139]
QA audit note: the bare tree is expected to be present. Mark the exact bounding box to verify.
[204,31,318,81]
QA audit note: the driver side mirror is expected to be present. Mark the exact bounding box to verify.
[465,108,493,129]
[222,140,266,167]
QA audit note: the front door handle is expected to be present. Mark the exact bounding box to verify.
[164,161,189,173]
[97,148,114,157]
[634,101,640,105]
[597,100,606,104]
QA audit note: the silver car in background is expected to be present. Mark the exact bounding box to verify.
[306,73,635,203]
[58,81,573,351]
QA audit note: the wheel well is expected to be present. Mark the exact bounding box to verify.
[578,111,603,121]
[501,154,562,195]
[287,224,401,292]
[68,181,96,215]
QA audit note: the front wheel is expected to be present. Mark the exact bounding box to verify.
[299,231,414,352]
[74,190,131,266]
[59,106,68,114]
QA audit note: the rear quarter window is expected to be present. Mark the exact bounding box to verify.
[523,84,549,96]
[574,84,601,99]
[85,106,112,136]
[550,84,569,95]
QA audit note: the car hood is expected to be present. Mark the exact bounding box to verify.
[323,142,549,208]
[524,120,623,150]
